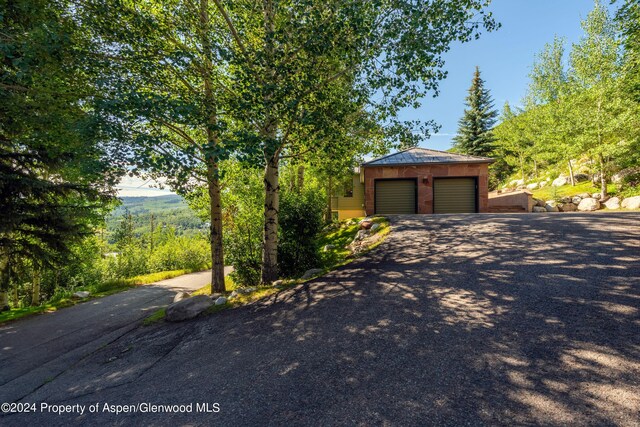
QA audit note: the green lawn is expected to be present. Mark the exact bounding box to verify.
[0,269,196,324]
[532,181,618,201]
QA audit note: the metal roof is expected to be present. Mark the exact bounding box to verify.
[362,147,494,167]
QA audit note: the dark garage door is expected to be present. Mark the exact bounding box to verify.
[433,177,477,214]
[375,179,416,214]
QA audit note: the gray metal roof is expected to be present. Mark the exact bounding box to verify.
[362,147,494,167]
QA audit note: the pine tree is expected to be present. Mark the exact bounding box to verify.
[453,66,498,157]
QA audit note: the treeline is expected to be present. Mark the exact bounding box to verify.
[1,0,500,309]
[492,1,640,196]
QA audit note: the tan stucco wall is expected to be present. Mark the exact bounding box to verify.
[331,174,366,219]
[488,190,533,213]
[363,163,490,215]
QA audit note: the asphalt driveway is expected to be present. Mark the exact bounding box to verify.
[1,214,639,426]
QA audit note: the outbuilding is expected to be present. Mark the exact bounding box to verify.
[330,147,494,219]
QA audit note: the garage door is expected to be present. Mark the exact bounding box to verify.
[433,178,477,214]
[375,180,416,214]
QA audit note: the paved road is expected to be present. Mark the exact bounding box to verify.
[0,268,230,405]
[2,214,639,426]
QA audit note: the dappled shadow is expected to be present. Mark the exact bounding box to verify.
[7,213,640,426]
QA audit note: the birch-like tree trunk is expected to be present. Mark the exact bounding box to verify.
[262,152,280,283]
[568,159,576,186]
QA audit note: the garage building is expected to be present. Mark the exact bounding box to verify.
[362,147,494,215]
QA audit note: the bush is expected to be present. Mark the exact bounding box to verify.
[277,190,325,277]
[148,236,210,272]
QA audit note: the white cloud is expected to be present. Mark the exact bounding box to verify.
[116,176,175,198]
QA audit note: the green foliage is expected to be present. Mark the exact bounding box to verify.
[452,67,498,157]
[493,1,640,191]
[277,190,326,278]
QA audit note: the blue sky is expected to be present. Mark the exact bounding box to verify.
[408,0,618,151]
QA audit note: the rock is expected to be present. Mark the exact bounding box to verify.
[604,197,621,210]
[573,173,590,182]
[526,182,539,190]
[370,223,381,232]
[577,198,600,212]
[165,295,213,322]
[577,193,591,199]
[532,198,544,207]
[509,179,524,187]
[173,292,190,303]
[72,291,90,299]
[359,221,373,230]
[539,181,547,188]
[545,201,559,212]
[622,195,640,209]
[323,244,336,252]
[571,196,582,205]
[592,192,602,200]
[612,167,640,183]
[533,206,547,213]
[552,176,568,187]
[209,293,222,300]
[301,268,324,280]
[229,290,239,298]
[354,229,369,241]
[560,196,572,204]
[214,296,227,305]
[559,203,577,212]
[272,280,284,286]
[245,287,256,293]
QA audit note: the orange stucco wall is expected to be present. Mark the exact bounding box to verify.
[363,163,490,215]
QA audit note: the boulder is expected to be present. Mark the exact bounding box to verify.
[560,196,572,204]
[573,173,590,183]
[533,198,545,207]
[370,223,381,232]
[323,244,336,252]
[272,280,284,286]
[539,181,548,188]
[571,196,582,205]
[604,197,621,210]
[545,201,559,212]
[577,198,600,212]
[612,167,640,183]
[301,268,324,280]
[354,229,369,241]
[173,292,190,303]
[552,176,568,187]
[621,195,640,210]
[214,296,227,306]
[229,290,239,298]
[526,182,539,190]
[73,291,90,299]
[509,179,525,187]
[533,206,547,213]
[359,221,373,230]
[165,295,213,322]
[577,193,591,199]
[559,203,577,212]
[591,192,602,200]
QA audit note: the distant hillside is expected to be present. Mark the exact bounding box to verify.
[106,195,206,243]
[112,194,188,216]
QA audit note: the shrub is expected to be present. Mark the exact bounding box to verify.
[277,189,325,277]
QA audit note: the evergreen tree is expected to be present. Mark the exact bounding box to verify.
[453,66,498,157]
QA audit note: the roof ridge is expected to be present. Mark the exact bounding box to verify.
[362,146,414,165]
[412,146,492,160]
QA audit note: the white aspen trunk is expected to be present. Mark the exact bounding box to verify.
[568,160,575,186]
[261,153,280,283]
[31,267,40,306]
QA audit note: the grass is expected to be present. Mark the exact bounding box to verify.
[144,216,393,324]
[142,307,166,326]
[532,181,640,203]
[0,268,197,325]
